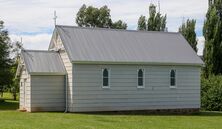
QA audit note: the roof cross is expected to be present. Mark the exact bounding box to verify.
[53,11,57,26]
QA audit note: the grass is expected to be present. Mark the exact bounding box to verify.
[0,92,19,110]
[1,94,222,129]
[1,111,222,129]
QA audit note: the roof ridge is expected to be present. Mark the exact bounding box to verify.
[55,25,180,35]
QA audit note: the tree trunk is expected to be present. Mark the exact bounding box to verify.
[13,92,16,100]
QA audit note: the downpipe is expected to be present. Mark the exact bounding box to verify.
[64,74,68,113]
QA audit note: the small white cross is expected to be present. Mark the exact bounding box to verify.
[53,11,57,26]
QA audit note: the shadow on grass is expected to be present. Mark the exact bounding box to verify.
[0,99,19,110]
[76,111,222,117]
[193,111,222,116]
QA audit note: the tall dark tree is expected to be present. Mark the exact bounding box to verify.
[137,15,146,30]
[76,4,127,29]
[179,19,198,52]
[137,4,167,31]
[0,20,13,97]
[203,0,222,77]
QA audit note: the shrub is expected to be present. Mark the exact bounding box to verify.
[0,99,4,103]
[201,75,222,111]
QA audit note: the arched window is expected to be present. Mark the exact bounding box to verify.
[103,68,109,87]
[138,69,144,87]
[170,69,176,87]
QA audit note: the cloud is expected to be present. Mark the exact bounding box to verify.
[1,0,208,32]
[10,34,51,50]
[197,36,205,56]
[0,0,208,53]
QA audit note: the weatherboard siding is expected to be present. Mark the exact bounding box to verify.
[71,64,200,112]
[30,75,65,111]
[60,51,73,111]
[49,34,73,111]
[19,66,31,111]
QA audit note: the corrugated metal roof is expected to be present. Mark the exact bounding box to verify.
[56,25,203,65]
[21,50,66,74]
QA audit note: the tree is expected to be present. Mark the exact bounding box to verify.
[201,75,222,111]
[10,41,22,100]
[179,19,198,52]
[76,4,127,29]
[0,19,21,100]
[137,15,146,30]
[137,4,167,31]
[111,20,127,29]
[203,0,222,77]
[147,4,167,31]
[0,20,13,97]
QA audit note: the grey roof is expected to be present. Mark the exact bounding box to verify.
[55,25,203,66]
[21,50,66,74]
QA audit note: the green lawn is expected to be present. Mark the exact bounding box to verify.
[1,94,222,129]
[0,92,19,110]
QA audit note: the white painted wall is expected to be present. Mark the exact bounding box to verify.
[49,30,201,112]
[30,75,65,111]
[19,64,31,111]
[71,64,201,112]
[49,33,73,111]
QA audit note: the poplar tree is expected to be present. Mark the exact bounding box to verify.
[137,15,146,30]
[203,0,222,77]
[179,19,197,52]
[137,4,167,31]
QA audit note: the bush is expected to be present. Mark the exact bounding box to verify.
[201,75,222,111]
[0,99,5,103]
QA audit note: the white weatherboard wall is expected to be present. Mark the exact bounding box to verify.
[49,34,73,111]
[30,75,65,111]
[19,65,31,112]
[71,64,200,112]
[59,50,73,111]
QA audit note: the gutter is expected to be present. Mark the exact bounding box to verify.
[29,72,66,75]
[64,74,68,113]
[72,61,204,67]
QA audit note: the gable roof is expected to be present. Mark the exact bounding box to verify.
[54,25,203,66]
[21,50,66,75]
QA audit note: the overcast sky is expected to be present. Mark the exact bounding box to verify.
[0,0,208,55]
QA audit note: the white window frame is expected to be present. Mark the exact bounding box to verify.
[169,69,177,88]
[102,68,110,88]
[137,69,145,88]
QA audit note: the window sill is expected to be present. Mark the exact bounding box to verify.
[170,86,177,89]
[102,86,110,89]
[137,86,145,89]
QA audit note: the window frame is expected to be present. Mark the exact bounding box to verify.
[169,69,177,88]
[137,68,145,88]
[102,68,110,88]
